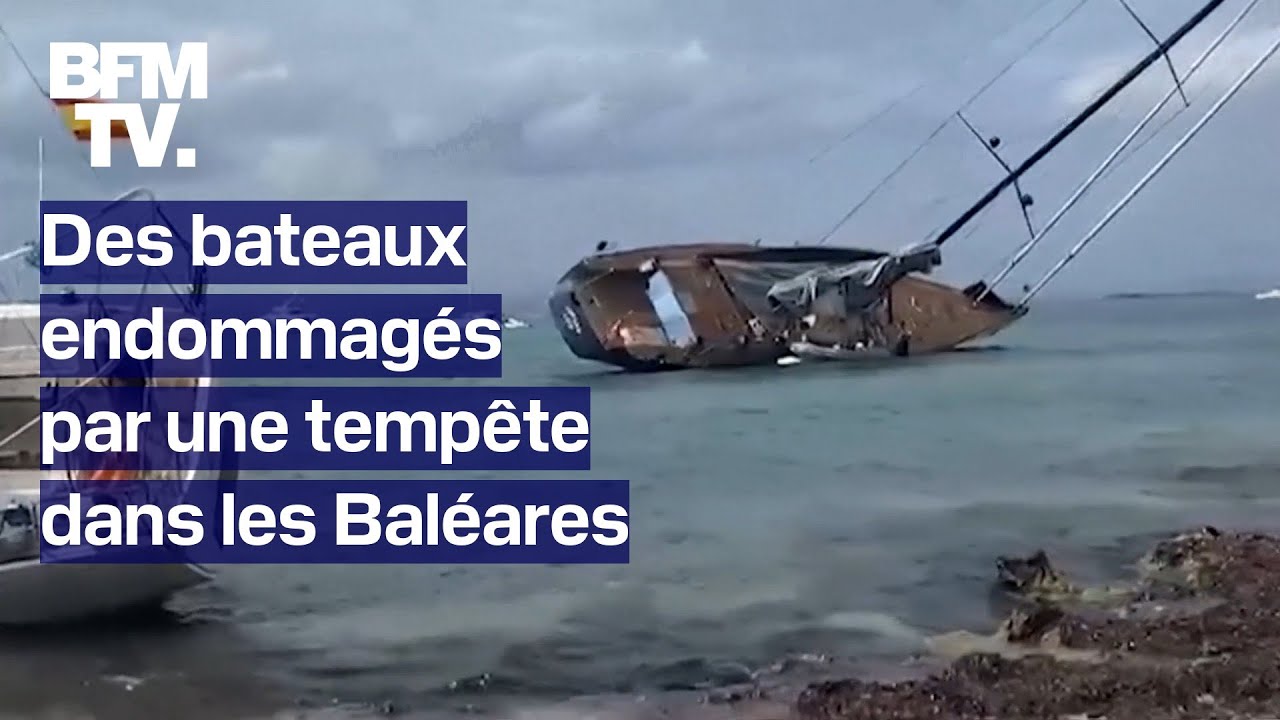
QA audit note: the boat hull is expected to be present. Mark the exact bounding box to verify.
[549,243,1020,371]
[0,559,212,625]
[0,392,39,465]
[0,371,233,626]
[0,304,42,465]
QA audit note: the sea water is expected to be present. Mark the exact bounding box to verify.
[0,294,1276,719]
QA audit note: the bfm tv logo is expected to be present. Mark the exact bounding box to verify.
[49,42,207,169]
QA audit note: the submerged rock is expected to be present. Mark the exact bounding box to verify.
[792,526,1280,720]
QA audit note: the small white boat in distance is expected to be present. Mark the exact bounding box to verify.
[1256,288,1280,300]
[503,316,530,329]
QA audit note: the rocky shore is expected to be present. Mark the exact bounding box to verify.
[785,526,1280,720]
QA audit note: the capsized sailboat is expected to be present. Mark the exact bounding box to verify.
[548,0,1275,372]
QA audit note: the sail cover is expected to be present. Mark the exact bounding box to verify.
[763,242,942,318]
[711,259,849,324]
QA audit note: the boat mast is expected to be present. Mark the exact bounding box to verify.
[0,138,43,268]
[37,136,42,224]
[32,136,42,280]
[932,0,1229,248]
[975,0,1262,302]
[1020,29,1280,305]
[816,0,1090,245]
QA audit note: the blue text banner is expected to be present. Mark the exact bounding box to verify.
[40,292,503,378]
[39,200,468,285]
[41,385,591,472]
[39,479,629,564]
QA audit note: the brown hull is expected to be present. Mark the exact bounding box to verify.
[886,276,1019,353]
[548,243,1019,371]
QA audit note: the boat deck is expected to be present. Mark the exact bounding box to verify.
[0,308,40,387]
[0,307,40,380]
[0,469,43,495]
[0,344,39,379]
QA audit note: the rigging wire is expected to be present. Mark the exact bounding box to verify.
[814,0,1091,246]
[0,20,204,312]
[0,23,52,330]
[955,112,1038,240]
[975,89,1193,287]
[1115,0,1191,106]
[0,22,106,185]
[922,194,1001,247]
[0,20,208,467]
[1019,25,1280,305]
[1094,85,1194,178]
[979,85,1197,287]
[808,0,1065,164]
[976,0,1262,301]
[931,0,1230,251]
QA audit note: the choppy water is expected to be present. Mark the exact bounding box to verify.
[2,295,1277,719]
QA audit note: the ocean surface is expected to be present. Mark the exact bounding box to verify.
[2,294,1278,719]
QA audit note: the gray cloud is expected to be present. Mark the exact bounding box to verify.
[1,0,1278,305]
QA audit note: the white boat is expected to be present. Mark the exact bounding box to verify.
[788,340,892,362]
[0,186,231,626]
[0,480,213,624]
[0,381,226,626]
[0,560,213,625]
[0,303,40,320]
[0,302,41,465]
[1256,288,1280,300]
[503,316,529,329]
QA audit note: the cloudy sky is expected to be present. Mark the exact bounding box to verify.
[1,0,1277,307]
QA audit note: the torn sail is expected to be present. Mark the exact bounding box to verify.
[765,242,942,319]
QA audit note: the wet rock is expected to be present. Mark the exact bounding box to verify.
[794,528,1280,720]
[999,602,1064,643]
[996,549,1074,597]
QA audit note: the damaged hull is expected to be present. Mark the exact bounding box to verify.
[549,243,1020,371]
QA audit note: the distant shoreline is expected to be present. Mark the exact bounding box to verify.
[1102,290,1251,300]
